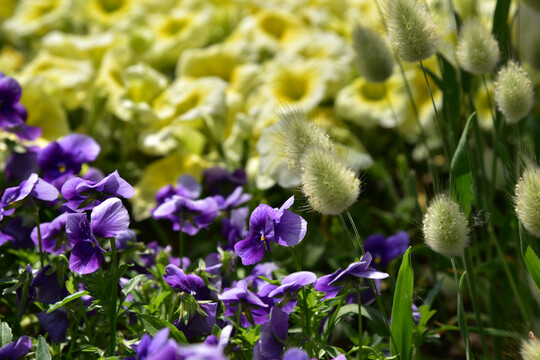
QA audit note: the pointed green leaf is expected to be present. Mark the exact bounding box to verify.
[450,112,475,217]
[37,336,52,360]
[121,274,145,299]
[390,247,414,360]
[0,322,13,347]
[138,313,188,344]
[520,225,540,291]
[47,291,90,313]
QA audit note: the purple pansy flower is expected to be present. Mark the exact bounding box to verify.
[163,265,208,298]
[219,280,269,326]
[36,308,69,344]
[155,175,202,206]
[61,170,134,211]
[175,302,218,340]
[314,253,389,300]
[244,262,279,291]
[0,335,32,360]
[0,72,41,140]
[234,196,307,266]
[364,231,410,268]
[31,213,70,254]
[213,186,251,211]
[153,195,219,236]
[282,348,310,360]
[66,198,130,274]
[37,134,100,188]
[135,328,180,360]
[6,146,39,182]
[264,271,316,313]
[253,306,289,360]
[1,173,59,217]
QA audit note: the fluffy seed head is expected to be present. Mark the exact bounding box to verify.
[521,335,540,360]
[300,145,360,215]
[515,165,540,237]
[277,110,334,177]
[494,61,535,124]
[385,0,440,62]
[456,18,500,74]
[422,195,469,257]
[352,25,394,82]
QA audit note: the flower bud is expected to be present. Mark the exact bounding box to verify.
[352,25,394,83]
[456,18,500,75]
[515,165,540,237]
[494,61,535,124]
[277,110,334,177]
[521,334,540,360]
[300,145,360,215]
[384,0,440,62]
[422,195,469,257]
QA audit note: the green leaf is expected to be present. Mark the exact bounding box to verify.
[47,291,90,313]
[450,112,475,217]
[0,322,13,347]
[390,247,414,360]
[37,336,52,360]
[457,271,473,360]
[138,314,188,344]
[121,274,145,299]
[520,225,540,291]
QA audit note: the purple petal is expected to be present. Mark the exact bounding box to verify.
[249,204,275,231]
[69,240,104,274]
[274,196,295,222]
[36,309,68,343]
[61,177,87,201]
[30,178,59,201]
[234,238,265,266]
[274,210,307,247]
[90,198,130,238]
[0,76,22,104]
[58,134,100,164]
[65,213,92,245]
[283,348,310,360]
[176,174,202,199]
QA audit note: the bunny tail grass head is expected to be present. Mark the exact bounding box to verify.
[352,24,394,82]
[384,0,440,62]
[515,164,540,237]
[494,61,535,124]
[422,195,469,257]
[457,18,500,75]
[300,145,360,215]
[276,109,334,177]
[521,333,540,360]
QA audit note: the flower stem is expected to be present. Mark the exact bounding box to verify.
[33,202,44,268]
[419,60,450,163]
[109,237,118,357]
[450,257,472,360]
[357,282,363,360]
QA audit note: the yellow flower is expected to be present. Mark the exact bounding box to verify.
[41,31,118,66]
[115,63,169,125]
[20,77,70,141]
[144,8,213,68]
[0,0,16,19]
[18,51,94,110]
[228,9,306,56]
[177,41,256,82]
[335,74,409,129]
[0,46,25,75]
[2,0,71,39]
[94,46,134,111]
[85,0,135,28]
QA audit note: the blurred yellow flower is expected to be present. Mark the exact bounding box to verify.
[41,31,118,66]
[18,51,94,110]
[115,63,169,125]
[94,46,134,110]
[177,41,256,82]
[144,8,213,68]
[335,74,408,129]
[2,0,70,39]
[20,77,70,141]
[85,0,135,28]
[0,46,25,74]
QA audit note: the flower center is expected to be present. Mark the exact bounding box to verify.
[59,164,66,173]
[260,234,265,241]
[374,255,381,264]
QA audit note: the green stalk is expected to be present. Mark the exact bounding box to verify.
[33,202,44,268]
[450,257,472,360]
[109,237,118,357]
